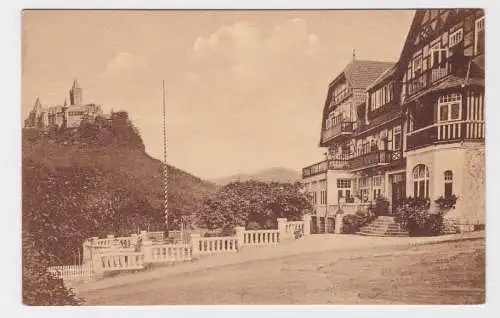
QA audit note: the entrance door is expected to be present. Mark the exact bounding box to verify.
[392,181,406,213]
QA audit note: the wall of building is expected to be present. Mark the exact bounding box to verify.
[327,170,355,204]
[405,142,485,223]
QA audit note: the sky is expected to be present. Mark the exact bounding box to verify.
[21,10,414,180]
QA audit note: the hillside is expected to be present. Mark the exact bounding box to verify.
[212,167,301,185]
[22,113,217,264]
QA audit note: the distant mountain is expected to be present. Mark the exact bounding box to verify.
[212,167,301,185]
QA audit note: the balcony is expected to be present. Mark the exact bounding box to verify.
[407,62,451,97]
[406,120,485,151]
[321,115,355,144]
[350,150,394,171]
[302,158,350,178]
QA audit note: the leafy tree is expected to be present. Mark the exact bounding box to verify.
[22,232,82,305]
[197,181,312,231]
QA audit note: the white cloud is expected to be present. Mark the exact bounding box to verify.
[186,18,320,90]
[105,52,149,74]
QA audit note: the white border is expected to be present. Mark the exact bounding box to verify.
[2,1,499,317]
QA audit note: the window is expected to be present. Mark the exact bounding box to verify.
[311,181,318,204]
[372,176,383,199]
[438,93,462,122]
[337,179,351,189]
[475,16,485,55]
[393,125,402,150]
[319,180,327,205]
[449,29,463,48]
[430,44,448,68]
[412,164,430,198]
[412,55,423,77]
[359,177,369,202]
[444,170,453,198]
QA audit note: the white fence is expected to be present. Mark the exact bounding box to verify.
[143,243,192,263]
[48,263,94,282]
[241,229,280,247]
[52,217,310,284]
[195,236,238,255]
[284,221,304,237]
[94,250,145,272]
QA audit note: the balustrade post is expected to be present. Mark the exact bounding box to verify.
[92,253,104,280]
[303,214,311,236]
[335,212,344,234]
[277,218,288,240]
[235,226,245,250]
[189,233,201,258]
[142,239,153,263]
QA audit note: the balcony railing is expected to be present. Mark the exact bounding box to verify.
[322,118,355,144]
[406,62,451,96]
[406,120,485,151]
[350,150,394,171]
[302,158,350,178]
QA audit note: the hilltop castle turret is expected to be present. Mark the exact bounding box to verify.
[24,79,103,129]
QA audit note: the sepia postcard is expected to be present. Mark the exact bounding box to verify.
[21,8,485,306]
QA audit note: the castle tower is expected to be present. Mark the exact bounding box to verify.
[69,79,82,105]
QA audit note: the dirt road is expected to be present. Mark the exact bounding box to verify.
[78,237,484,305]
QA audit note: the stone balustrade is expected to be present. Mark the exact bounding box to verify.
[241,229,280,246]
[193,236,238,256]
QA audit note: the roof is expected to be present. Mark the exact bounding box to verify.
[366,65,397,91]
[403,75,484,105]
[333,60,395,89]
[353,107,402,137]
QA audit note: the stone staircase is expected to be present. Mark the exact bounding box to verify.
[357,216,409,237]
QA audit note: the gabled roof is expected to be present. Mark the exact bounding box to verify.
[331,60,395,89]
[366,64,397,91]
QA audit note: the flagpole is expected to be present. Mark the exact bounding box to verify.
[162,80,169,233]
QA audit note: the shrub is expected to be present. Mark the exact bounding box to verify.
[394,196,444,236]
[342,210,376,234]
[369,196,390,216]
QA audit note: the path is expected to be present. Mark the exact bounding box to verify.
[74,231,484,299]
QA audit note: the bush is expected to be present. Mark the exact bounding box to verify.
[342,210,376,234]
[394,197,444,236]
[369,196,390,216]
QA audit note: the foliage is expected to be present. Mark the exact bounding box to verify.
[368,196,390,216]
[435,194,458,209]
[393,196,444,236]
[22,233,82,306]
[197,181,312,232]
[342,210,376,234]
[22,111,218,304]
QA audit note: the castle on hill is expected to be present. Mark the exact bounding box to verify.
[24,79,103,129]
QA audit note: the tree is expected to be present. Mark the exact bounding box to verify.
[197,181,312,231]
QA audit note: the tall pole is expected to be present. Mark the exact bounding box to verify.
[162,80,169,233]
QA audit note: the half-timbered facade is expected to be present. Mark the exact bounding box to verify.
[398,8,485,224]
[302,60,394,233]
[302,8,485,233]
